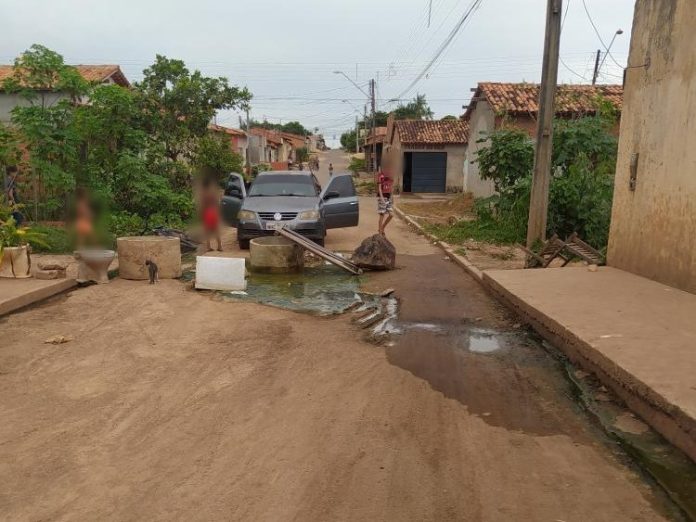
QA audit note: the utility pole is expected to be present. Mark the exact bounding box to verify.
[245,107,251,177]
[592,49,601,85]
[355,115,359,154]
[363,104,368,158]
[526,0,563,248]
[370,78,376,174]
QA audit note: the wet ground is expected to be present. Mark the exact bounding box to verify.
[199,250,696,519]
[1,150,692,520]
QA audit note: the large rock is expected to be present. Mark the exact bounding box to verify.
[352,234,396,270]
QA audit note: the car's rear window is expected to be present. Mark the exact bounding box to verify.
[248,175,318,197]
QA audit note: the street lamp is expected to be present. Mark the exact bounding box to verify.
[333,70,370,98]
[597,29,624,79]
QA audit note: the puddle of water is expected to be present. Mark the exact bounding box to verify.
[223,264,363,316]
[467,328,503,354]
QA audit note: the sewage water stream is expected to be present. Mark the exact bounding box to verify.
[183,258,696,519]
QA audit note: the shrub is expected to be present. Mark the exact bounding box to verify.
[348,156,366,175]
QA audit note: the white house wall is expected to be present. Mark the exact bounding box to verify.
[463,100,497,198]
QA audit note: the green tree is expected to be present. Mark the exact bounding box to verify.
[135,55,251,169]
[2,45,89,219]
[280,121,308,136]
[475,128,534,192]
[393,94,433,120]
[0,46,254,231]
[340,129,358,151]
[194,133,244,183]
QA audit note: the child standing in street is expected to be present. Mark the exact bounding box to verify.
[200,177,223,252]
[377,166,393,236]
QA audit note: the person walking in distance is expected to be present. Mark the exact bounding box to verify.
[328,163,334,177]
[377,165,393,236]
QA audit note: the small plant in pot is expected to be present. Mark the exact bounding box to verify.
[0,201,47,278]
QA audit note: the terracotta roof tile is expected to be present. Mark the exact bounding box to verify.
[394,119,469,146]
[364,126,388,145]
[464,82,622,118]
[0,64,129,88]
[208,123,246,137]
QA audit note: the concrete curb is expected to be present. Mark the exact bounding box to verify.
[394,205,696,464]
[484,270,696,464]
[393,205,483,283]
[0,278,77,317]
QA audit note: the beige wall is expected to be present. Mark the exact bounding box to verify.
[0,92,67,123]
[607,0,696,293]
[463,100,497,198]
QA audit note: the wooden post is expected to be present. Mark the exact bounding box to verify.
[526,0,563,248]
[592,49,601,85]
[370,79,376,174]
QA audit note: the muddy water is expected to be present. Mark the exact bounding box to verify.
[185,252,695,518]
[221,264,366,315]
[369,253,694,520]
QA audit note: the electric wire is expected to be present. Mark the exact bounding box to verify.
[393,0,483,100]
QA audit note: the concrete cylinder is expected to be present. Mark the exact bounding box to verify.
[0,246,32,278]
[249,236,304,273]
[116,236,181,280]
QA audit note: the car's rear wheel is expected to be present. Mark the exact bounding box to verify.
[238,239,250,250]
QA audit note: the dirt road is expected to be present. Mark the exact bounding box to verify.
[0,150,679,520]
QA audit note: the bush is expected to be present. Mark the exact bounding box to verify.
[27,224,71,253]
[475,128,534,192]
[348,157,366,175]
[465,111,618,250]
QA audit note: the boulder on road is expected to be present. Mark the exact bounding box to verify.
[352,234,396,270]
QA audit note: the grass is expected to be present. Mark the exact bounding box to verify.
[424,216,523,246]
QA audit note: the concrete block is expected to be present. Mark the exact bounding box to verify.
[34,269,66,280]
[195,256,246,291]
[117,236,181,280]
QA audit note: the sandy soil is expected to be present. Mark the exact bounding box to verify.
[0,150,677,521]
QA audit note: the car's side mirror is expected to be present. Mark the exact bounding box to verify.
[323,190,340,201]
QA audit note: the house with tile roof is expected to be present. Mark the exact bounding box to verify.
[462,82,623,198]
[208,124,248,161]
[363,126,387,172]
[0,64,130,123]
[382,115,469,193]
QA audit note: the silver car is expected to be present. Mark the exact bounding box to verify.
[221,171,359,249]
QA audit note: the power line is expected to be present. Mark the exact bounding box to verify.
[581,0,624,69]
[558,0,591,82]
[393,0,483,100]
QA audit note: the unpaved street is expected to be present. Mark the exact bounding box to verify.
[0,151,678,520]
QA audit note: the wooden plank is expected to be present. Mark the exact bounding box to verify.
[276,228,363,275]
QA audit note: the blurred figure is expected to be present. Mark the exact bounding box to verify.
[74,187,95,248]
[377,164,394,236]
[200,177,222,252]
[328,163,334,177]
[4,166,24,226]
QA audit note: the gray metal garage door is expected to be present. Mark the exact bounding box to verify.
[412,152,447,193]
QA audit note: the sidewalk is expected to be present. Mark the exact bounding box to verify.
[483,266,696,462]
[0,277,77,316]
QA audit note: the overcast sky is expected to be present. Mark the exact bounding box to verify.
[2,0,635,141]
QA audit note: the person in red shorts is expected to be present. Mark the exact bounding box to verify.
[200,177,222,252]
[377,165,394,236]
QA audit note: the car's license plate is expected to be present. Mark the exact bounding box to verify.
[265,222,285,231]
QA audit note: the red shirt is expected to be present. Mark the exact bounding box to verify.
[378,171,393,195]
